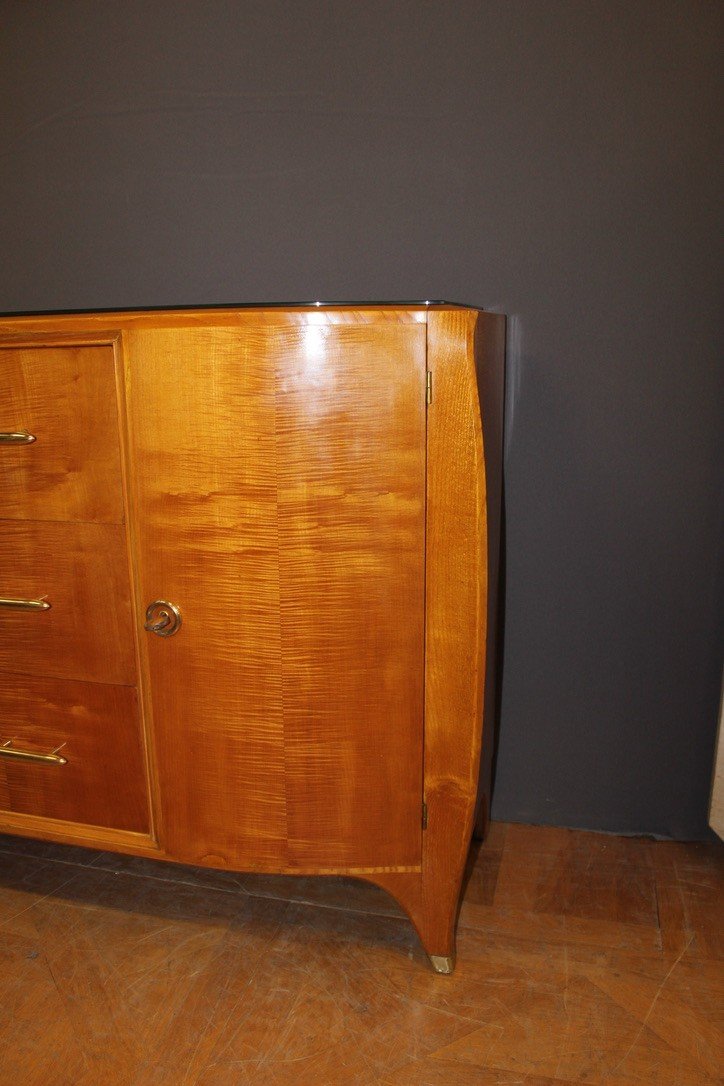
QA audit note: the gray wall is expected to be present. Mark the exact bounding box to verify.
[2,1,722,838]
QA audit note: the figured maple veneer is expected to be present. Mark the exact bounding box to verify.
[0,304,504,971]
[0,345,124,523]
[0,520,135,685]
[125,318,426,871]
[0,673,148,831]
[364,309,505,964]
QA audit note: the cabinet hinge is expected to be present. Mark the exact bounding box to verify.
[426,370,433,406]
[422,799,428,830]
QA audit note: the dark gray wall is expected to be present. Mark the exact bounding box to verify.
[2,1,722,838]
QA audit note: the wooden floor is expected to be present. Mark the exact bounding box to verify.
[0,822,721,1085]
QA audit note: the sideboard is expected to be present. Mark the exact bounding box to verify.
[0,303,504,972]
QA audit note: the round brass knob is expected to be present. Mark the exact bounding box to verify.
[144,600,182,637]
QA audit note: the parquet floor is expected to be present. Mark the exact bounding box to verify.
[0,821,721,1085]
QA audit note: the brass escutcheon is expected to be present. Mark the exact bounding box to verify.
[144,600,182,637]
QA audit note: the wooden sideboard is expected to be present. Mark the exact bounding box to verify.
[0,303,504,972]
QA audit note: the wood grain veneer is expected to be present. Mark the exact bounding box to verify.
[0,519,135,685]
[0,672,148,831]
[125,317,426,871]
[0,345,124,523]
[0,304,504,970]
[365,309,505,964]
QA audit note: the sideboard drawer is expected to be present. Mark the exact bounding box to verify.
[0,345,124,523]
[0,672,148,832]
[0,520,136,685]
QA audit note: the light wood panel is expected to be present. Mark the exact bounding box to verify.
[275,320,426,868]
[0,520,136,685]
[0,672,148,831]
[126,324,286,867]
[126,314,426,871]
[0,345,124,523]
[367,307,505,965]
[420,309,489,952]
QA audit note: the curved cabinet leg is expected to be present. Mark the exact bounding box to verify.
[360,864,463,974]
[355,309,503,977]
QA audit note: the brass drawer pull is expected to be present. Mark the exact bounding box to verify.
[0,430,36,444]
[0,740,67,766]
[0,596,51,612]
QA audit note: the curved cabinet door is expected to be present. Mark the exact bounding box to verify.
[128,311,427,872]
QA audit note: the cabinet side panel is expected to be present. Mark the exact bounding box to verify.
[422,310,487,948]
[126,326,287,866]
[350,310,505,963]
[278,320,427,868]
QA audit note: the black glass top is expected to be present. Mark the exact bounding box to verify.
[0,299,486,318]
